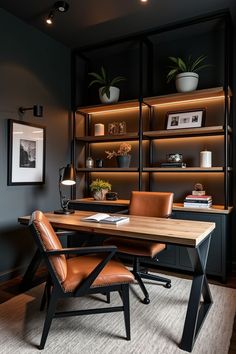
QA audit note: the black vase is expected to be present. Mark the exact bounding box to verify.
[116,155,131,168]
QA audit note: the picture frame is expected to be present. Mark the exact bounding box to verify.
[166,109,205,130]
[8,119,46,185]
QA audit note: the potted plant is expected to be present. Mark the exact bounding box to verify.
[167,55,210,93]
[88,66,126,104]
[105,142,132,168]
[89,178,112,200]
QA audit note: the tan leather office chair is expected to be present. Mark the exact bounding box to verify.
[104,191,173,304]
[29,210,134,349]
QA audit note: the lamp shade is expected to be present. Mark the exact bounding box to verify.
[61,164,76,185]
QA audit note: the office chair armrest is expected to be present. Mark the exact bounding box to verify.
[46,245,117,256]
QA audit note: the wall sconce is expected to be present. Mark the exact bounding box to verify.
[19,104,43,117]
[54,164,76,215]
[46,1,70,25]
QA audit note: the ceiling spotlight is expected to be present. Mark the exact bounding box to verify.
[140,0,148,3]
[45,1,69,25]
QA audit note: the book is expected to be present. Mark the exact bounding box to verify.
[81,213,129,225]
[184,203,212,208]
[184,199,212,204]
[185,195,212,200]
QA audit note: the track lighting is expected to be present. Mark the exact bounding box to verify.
[45,1,69,25]
[19,104,43,118]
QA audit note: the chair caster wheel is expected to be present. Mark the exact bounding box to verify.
[165,282,171,289]
[142,297,150,304]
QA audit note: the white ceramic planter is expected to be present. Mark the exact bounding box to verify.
[93,189,109,200]
[99,86,120,104]
[175,72,199,93]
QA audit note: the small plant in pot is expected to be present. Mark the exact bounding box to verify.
[88,66,126,104]
[167,55,210,93]
[105,142,132,168]
[89,179,112,200]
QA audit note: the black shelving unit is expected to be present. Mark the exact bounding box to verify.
[70,10,233,281]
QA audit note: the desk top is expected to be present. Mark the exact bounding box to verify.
[18,211,215,248]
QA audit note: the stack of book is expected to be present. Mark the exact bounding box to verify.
[183,195,212,208]
[160,162,186,168]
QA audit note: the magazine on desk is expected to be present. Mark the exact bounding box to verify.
[81,213,129,225]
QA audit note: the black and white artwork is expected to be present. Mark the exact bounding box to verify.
[166,109,205,130]
[8,120,45,185]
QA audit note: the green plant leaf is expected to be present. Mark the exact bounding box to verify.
[177,57,187,72]
[110,76,126,86]
[190,55,207,72]
[168,56,179,64]
[88,79,104,88]
[167,68,179,83]
[101,86,110,98]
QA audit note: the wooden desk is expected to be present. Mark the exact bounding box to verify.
[19,211,215,353]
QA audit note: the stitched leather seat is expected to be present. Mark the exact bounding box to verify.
[30,210,134,349]
[104,191,173,304]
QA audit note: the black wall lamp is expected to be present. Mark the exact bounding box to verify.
[46,1,70,25]
[19,104,43,117]
[54,164,76,215]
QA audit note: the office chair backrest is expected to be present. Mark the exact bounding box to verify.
[129,191,173,218]
[30,210,67,282]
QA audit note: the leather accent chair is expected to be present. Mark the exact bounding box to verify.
[29,210,134,349]
[104,191,173,304]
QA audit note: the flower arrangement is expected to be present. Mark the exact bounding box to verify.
[105,142,131,159]
[89,179,112,192]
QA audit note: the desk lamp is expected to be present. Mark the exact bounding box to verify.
[54,164,76,214]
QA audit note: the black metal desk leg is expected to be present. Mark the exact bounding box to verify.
[180,234,213,352]
[20,248,42,291]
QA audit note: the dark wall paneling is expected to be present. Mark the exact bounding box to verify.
[0,9,71,281]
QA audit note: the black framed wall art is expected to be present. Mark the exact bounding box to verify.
[8,119,46,185]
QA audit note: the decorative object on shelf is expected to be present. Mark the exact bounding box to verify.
[94,123,104,136]
[90,178,112,200]
[200,149,212,168]
[166,109,204,130]
[167,55,210,92]
[105,142,132,168]
[54,164,76,214]
[161,162,186,168]
[86,156,94,168]
[88,66,126,104]
[108,121,127,135]
[95,159,103,168]
[8,119,45,185]
[192,182,206,196]
[167,153,183,163]
[108,121,119,135]
[19,104,43,118]
[106,192,118,200]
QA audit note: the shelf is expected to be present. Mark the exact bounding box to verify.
[76,168,139,172]
[75,133,139,143]
[173,203,233,214]
[76,99,141,114]
[143,167,224,172]
[143,125,231,139]
[143,87,231,106]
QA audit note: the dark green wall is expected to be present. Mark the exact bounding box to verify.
[0,9,71,280]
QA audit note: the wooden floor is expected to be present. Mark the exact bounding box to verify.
[0,268,236,353]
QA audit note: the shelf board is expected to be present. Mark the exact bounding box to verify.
[76,99,142,114]
[76,168,139,172]
[173,203,233,214]
[144,125,228,139]
[143,167,224,172]
[75,133,138,142]
[143,87,231,106]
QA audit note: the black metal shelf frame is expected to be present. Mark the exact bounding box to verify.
[71,10,233,208]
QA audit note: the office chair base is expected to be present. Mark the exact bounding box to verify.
[142,297,150,305]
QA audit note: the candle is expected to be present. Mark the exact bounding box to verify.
[94,123,104,136]
[200,150,212,168]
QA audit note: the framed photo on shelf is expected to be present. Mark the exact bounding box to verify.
[166,109,205,130]
[8,119,46,185]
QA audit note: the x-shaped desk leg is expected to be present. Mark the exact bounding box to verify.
[180,234,213,352]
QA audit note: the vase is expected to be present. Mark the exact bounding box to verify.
[99,86,120,104]
[116,155,131,168]
[93,189,109,200]
[175,72,199,93]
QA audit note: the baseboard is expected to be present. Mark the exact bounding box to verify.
[0,266,25,283]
